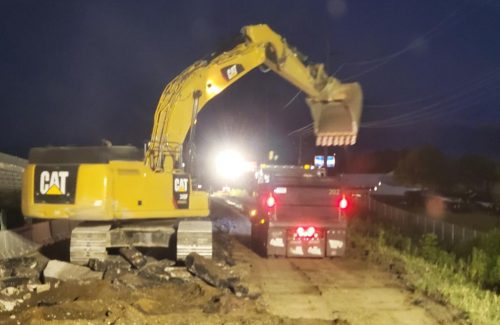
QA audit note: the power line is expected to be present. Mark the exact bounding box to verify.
[361,90,500,128]
[362,73,499,127]
[336,1,467,81]
[282,90,302,110]
[365,66,500,109]
[362,83,500,128]
[288,70,499,134]
[288,122,313,136]
[282,2,468,110]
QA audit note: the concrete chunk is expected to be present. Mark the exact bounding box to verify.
[26,283,51,294]
[185,253,239,288]
[1,276,36,289]
[0,299,22,312]
[0,286,19,297]
[119,247,147,269]
[43,260,103,281]
[164,266,192,281]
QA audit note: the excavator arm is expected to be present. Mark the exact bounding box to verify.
[147,24,363,171]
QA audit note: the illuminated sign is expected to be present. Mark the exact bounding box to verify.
[327,155,336,168]
[314,155,324,168]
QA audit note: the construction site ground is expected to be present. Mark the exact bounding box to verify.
[0,200,462,325]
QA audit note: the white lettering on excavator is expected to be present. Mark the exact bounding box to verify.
[226,65,238,80]
[40,171,69,195]
[174,178,188,192]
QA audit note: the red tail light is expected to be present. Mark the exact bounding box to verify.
[265,194,276,208]
[295,226,318,239]
[336,194,350,210]
[339,196,348,209]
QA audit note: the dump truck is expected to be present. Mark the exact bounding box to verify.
[250,165,352,257]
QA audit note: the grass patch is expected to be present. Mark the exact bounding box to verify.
[350,218,500,324]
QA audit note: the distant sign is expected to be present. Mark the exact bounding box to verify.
[327,155,336,168]
[314,155,324,168]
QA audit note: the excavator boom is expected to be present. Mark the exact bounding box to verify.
[147,24,363,170]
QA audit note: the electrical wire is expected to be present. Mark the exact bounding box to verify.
[365,66,500,109]
[336,1,468,80]
[282,90,302,110]
[288,70,499,134]
[288,122,313,136]
[362,85,500,128]
[362,74,500,127]
[282,1,468,110]
[361,88,500,128]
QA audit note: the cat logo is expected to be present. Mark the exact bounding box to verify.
[40,171,69,195]
[34,165,78,204]
[173,175,190,209]
[174,177,188,193]
[221,64,244,81]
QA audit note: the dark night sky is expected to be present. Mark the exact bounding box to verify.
[1,0,499,164]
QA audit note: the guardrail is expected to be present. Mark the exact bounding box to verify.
[367,196,481,246]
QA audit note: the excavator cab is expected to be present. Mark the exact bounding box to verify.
[307,82,363,146]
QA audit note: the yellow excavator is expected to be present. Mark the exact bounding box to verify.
[21,24,363,264]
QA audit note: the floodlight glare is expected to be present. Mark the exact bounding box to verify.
[215,149,245,180]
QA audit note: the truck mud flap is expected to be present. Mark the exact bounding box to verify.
[266,228,287,256]
[286,237,325,258]
[326,228,346,257]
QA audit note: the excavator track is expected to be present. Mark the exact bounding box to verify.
[70,223,111,265]
[69,220,212,265]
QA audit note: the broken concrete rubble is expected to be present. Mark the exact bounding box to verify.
[164,266,192,281]
[0,286,19,297]
[0,253,48,273]
[0,298,23,312]
[90,255,135,281]
[26,283,50,294]
[185,253,249,297]
[43,260,103,282]
[119,247,147,269]
[12,267,39,279]
[1,276,38,289]
[137,258,178,283]
[0,253,48,290]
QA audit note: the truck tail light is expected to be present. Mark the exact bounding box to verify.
[295,226,319,239]
[265,194,276,208]
[339,196,348,209]
[336,194,350,210]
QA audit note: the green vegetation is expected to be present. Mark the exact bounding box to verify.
[394,146,500,202]
[350,218,500,324]
[443,211,499,232]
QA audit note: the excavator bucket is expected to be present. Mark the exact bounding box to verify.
[307,82,363,146]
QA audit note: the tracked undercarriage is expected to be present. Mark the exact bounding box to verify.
[70,219,212,265]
